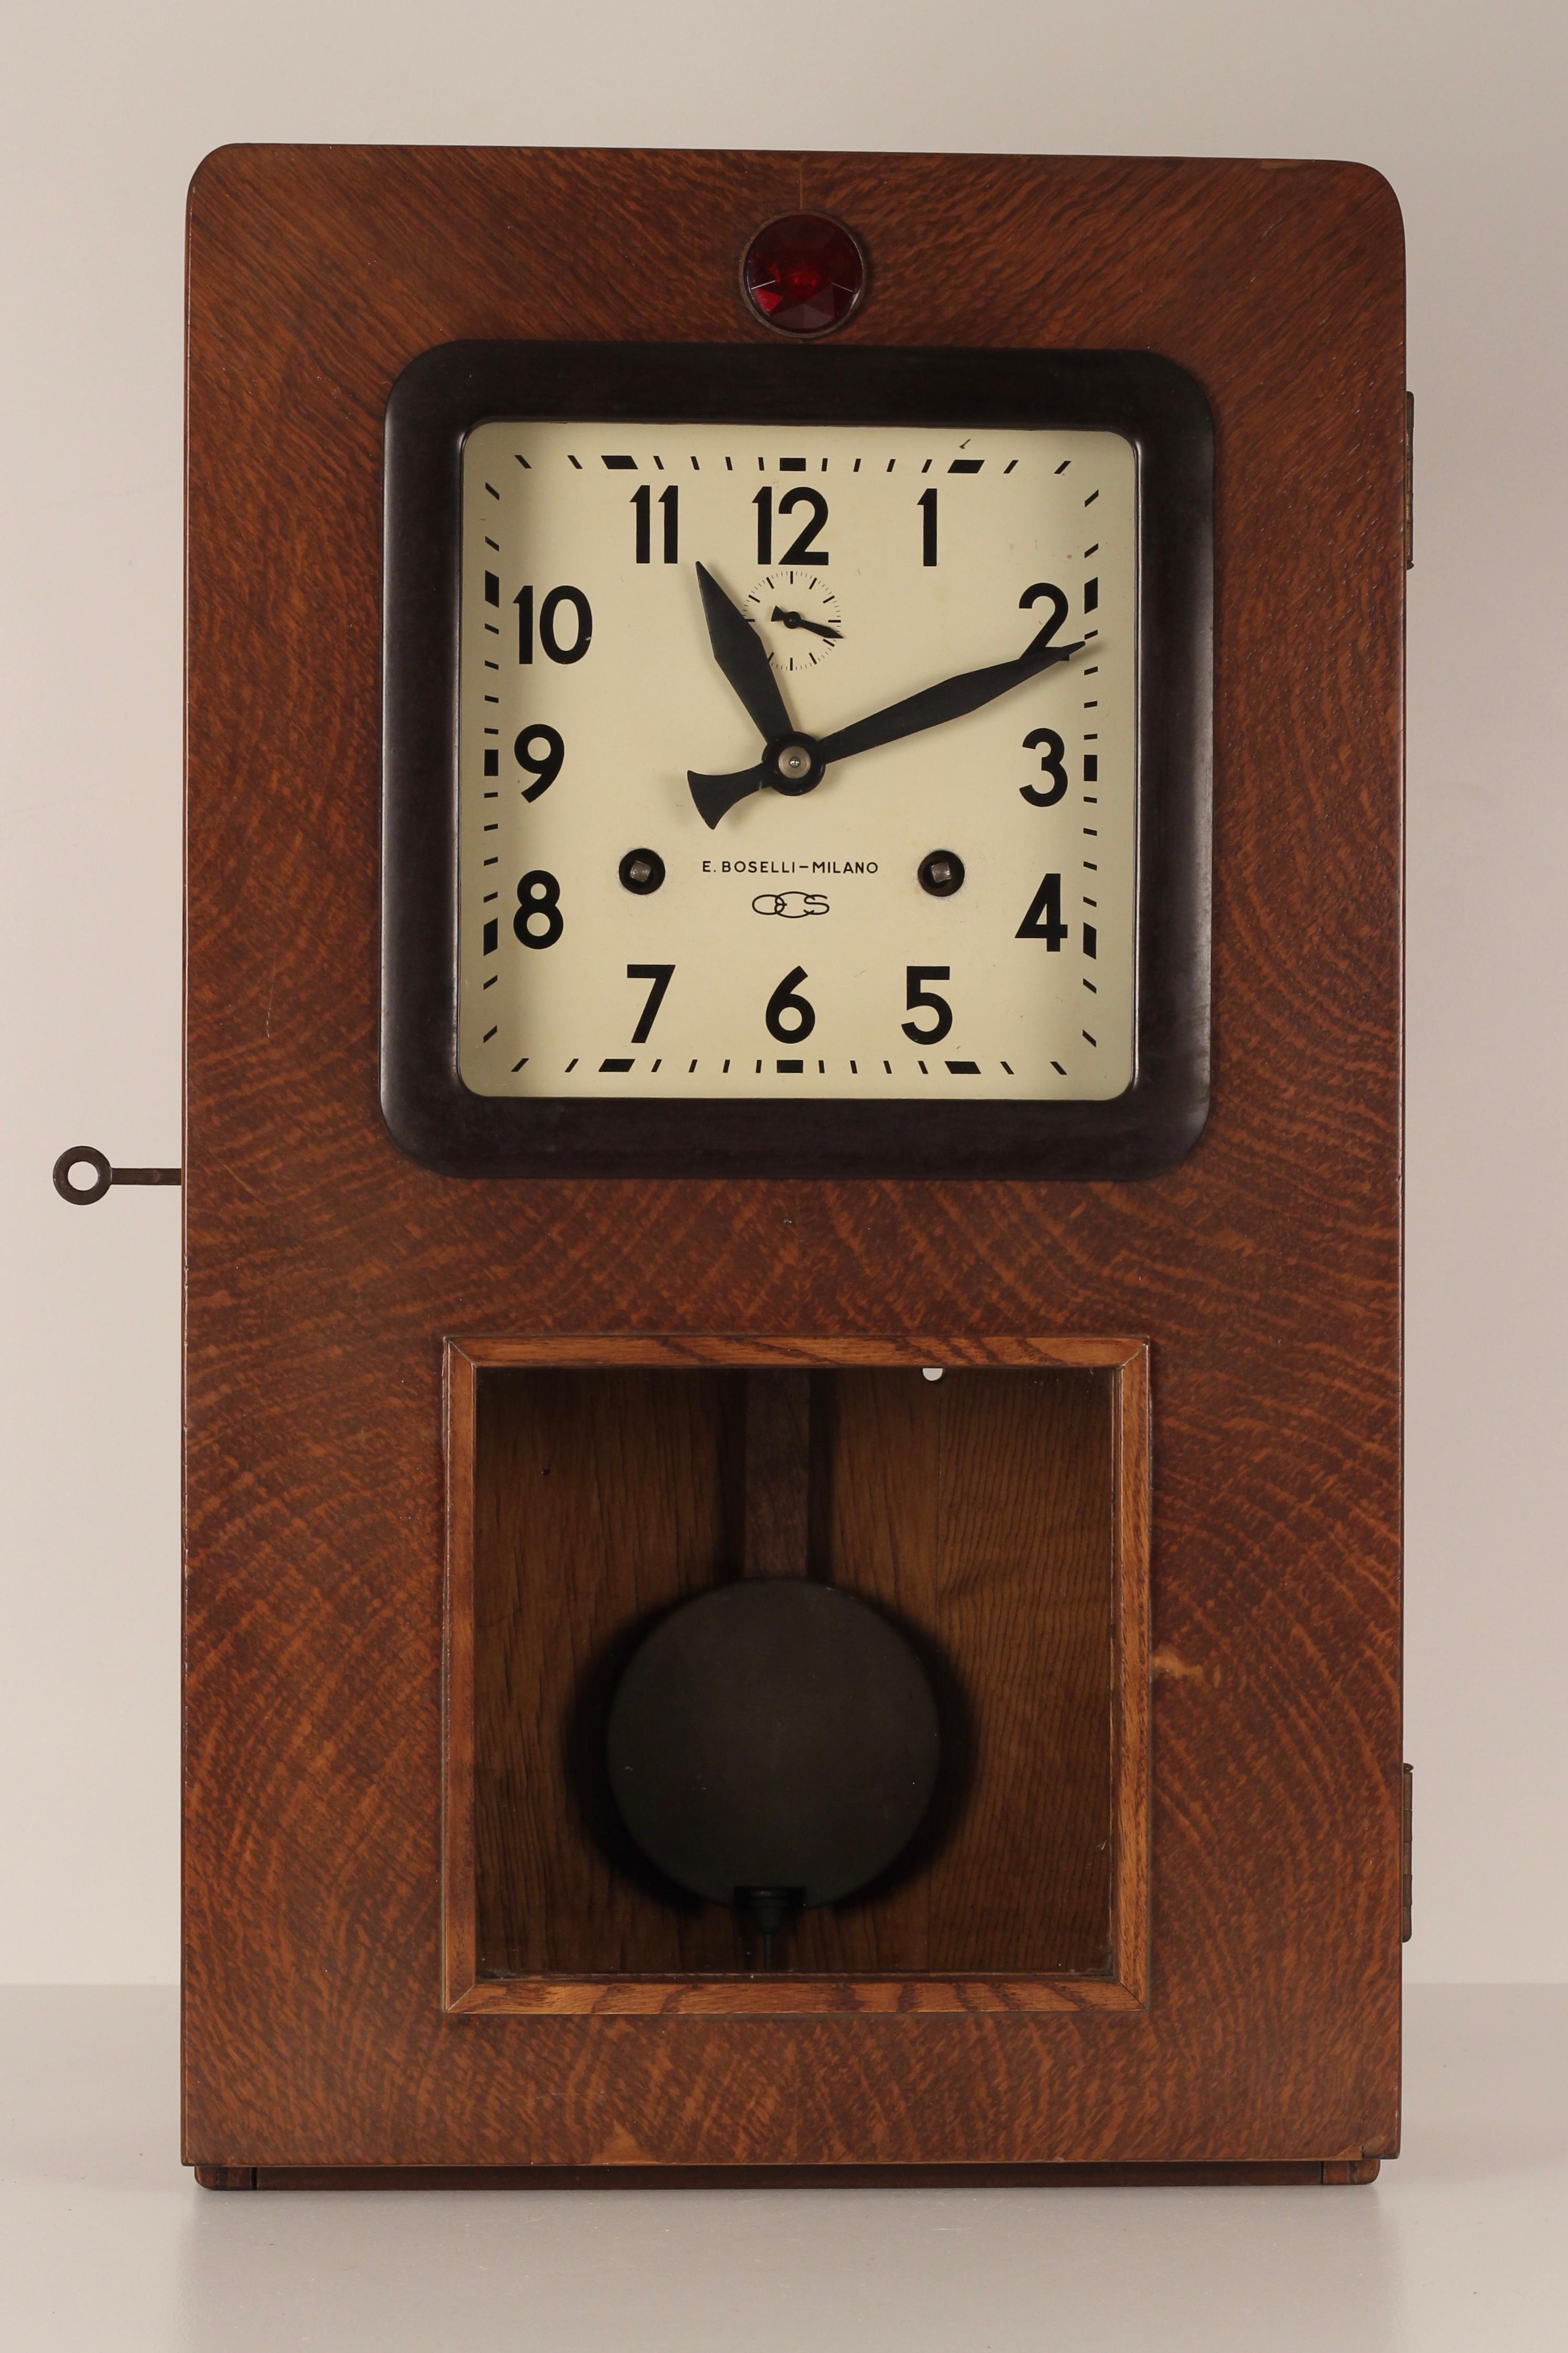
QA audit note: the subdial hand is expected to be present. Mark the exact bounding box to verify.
[771,605,844,643]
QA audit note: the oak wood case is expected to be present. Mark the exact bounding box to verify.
[184,145,1404,2176]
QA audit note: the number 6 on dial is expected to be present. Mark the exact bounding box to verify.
[765,968,816,1042]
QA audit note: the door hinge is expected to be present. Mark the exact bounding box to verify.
[1405,392,1415,569]
[1401,1763,1413,1941]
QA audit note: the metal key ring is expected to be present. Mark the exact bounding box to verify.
[53,1147,180,1205]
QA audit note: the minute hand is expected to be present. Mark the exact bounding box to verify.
[816,624,1084,767]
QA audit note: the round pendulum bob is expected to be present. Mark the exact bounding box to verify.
[606,1577,941,1955]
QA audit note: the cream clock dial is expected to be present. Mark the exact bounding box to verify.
[456,421,1135,1101]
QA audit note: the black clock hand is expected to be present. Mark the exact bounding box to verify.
[687,616,1084,828]
[771,605,844,643]
[816,622,1083,766]
[688,753,780,831]
[696,562,792,742]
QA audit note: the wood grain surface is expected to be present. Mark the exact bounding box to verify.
[184,147,1403,2172]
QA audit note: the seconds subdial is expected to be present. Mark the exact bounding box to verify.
[747,570,845,672]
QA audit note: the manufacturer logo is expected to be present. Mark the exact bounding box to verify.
[752,890,829,918]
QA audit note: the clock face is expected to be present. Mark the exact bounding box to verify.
[456,421,1135,1102]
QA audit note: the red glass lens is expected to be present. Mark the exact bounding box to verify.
[742,215,866,336]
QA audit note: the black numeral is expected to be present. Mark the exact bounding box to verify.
[778,487,829,564]
[902,966,953,1043]
[627,963,675,1042]
[515,585,593,663]
[1019,581,1069,645]
[633,484,679,564]
[1016,871,1067,947]
[513,869,563,948]
[757,485,832,567]
[513,725,564,801]
[765,965,816,1042]
[1020,727,1069,807]
[917,488,938,567]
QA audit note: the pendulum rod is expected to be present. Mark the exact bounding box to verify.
[739,1368,813,1965]
[742,1370,812,1580]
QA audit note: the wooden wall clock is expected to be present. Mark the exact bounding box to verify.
[183,145,1405,2187]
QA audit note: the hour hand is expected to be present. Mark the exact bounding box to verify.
[696,563,792,742]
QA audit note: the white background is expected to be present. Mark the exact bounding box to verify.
[2,0,1563,1985]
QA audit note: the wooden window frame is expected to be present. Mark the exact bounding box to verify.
[441,1333,1150,2017]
